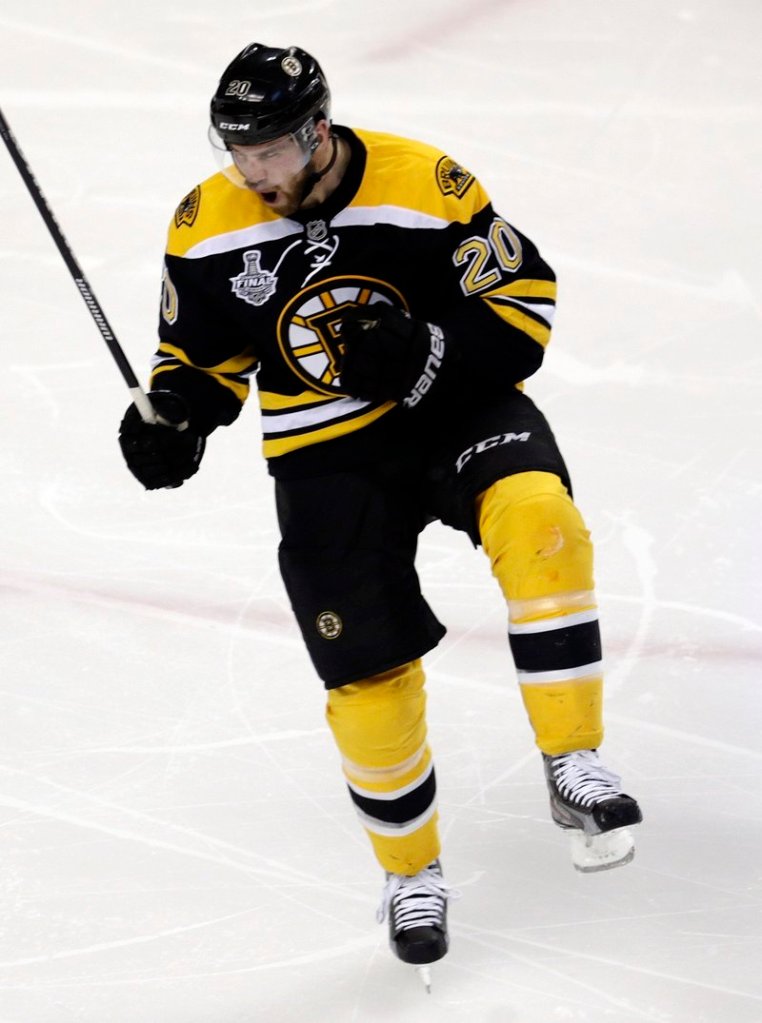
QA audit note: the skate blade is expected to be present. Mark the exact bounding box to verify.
[416,965,432,993]
[570,827,635,872]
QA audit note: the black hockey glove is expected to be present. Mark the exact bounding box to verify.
[118,391,205,490]
[339,305,455,410]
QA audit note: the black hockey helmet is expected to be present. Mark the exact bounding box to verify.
[210,43,331,151]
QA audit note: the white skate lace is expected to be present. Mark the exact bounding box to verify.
[376,863,460,929]
[551,750,623,808]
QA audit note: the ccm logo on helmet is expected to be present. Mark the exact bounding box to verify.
[220,122,251,131]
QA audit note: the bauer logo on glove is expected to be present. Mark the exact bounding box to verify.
[403,323,446,408]
[339,305,454,411]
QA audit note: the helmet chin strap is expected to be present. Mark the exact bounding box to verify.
[298,133,339,207]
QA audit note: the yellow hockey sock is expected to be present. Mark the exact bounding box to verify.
[477,472,604,755]
[325,660,440,874]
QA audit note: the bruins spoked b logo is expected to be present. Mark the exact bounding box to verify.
[316,611,343,640]
[277,276,408,395]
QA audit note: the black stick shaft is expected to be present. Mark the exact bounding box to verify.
[0,105,155,422]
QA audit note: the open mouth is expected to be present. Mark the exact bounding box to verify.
[260,190,279,204]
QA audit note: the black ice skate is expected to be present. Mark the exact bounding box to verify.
[376,860,458,992]
[543,749,643,872]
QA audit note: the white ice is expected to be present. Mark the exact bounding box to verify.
[1,2,760,1020]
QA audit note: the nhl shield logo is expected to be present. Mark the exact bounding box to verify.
[230,250,277,307]
[306,219,328,243]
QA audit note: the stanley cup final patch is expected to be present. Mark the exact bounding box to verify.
[230,249,278,307]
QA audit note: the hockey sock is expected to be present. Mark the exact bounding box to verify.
[325,660,440,875]
[477,471,604,755]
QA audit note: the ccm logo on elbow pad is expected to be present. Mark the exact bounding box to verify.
[402,324,446,408]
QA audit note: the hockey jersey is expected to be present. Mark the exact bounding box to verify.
[151,126,556,477]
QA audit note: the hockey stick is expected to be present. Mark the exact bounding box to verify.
[0,105,158,424]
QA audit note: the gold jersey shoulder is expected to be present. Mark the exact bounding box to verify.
[165,129,491,257]
[352,128,490,223]
[166,170,281,257]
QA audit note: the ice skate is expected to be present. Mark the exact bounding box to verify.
[377,860,458,991]
[543,749,642,872]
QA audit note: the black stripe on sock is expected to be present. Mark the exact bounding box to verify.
[509,620,601,674]
[347,767,437,826]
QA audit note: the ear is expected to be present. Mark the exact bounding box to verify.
[313,118,332,145]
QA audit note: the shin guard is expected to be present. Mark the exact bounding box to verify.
[477,472,604,755]
[325,660,440,874]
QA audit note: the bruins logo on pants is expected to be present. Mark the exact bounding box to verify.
[316,611,343,639]
[276,276,408,396]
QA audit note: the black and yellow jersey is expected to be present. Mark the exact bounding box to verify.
[151,125,556,477]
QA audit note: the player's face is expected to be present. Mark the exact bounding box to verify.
[230,135,312,216]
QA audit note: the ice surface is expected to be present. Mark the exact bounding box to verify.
[1,1,761,1020]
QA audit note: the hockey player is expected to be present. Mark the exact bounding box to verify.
[118,43,642,983]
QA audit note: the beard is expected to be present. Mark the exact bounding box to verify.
[248,163,313,217]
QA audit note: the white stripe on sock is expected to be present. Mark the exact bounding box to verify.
[518,661,604,685]
[509,607,599,635]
